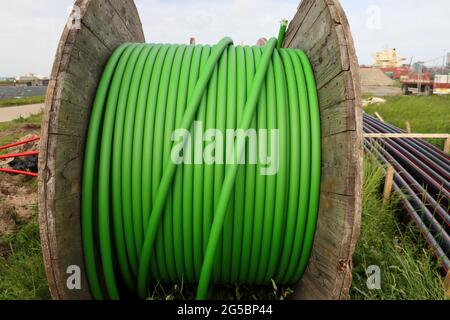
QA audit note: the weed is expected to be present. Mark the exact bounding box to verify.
[350,157,445,300]
[0,217,50,300]
[364,95,450,149]
[0,96,45,108]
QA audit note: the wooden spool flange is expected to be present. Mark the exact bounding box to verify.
[38,0,145,300]
[285,0,362,299]
[39,0,362,300]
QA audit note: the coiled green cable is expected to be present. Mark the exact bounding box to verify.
[81,35,321,300]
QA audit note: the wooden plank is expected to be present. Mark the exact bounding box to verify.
[284,0,317,47]
[374,112,384,122]
[287,0,363,300]
[80,0,140,50]
[383,165,395,204]
[48,99,90,137]
[46,134,84,199]
[297,18,348,89]
[106,0,145,42]
[405,121,411,133]
[320,131,359,196]
[289,0,328,51]
[317,71,355,110]
[296,192,359,299]
[38,0,145,300]
[287,7,351,90]
[320,100,356,138]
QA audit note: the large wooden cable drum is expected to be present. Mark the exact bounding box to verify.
[38,0,362,300]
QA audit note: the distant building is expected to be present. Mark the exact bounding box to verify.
[372,48,407,68]
[15,73,49,86]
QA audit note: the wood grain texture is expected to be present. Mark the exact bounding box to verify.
[39,0,362,301]
[38,0,144,300]
[285,0,363,300]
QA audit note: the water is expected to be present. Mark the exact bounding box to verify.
[0,86,47,100]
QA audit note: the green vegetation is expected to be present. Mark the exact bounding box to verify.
[350,157,445,300]
[362,92,374,100]
[365,95,450,149]
[0,112,45,300]
[392,79,402,88]
[0,135,49,300]
[0,80,15,87]
[0,217,51,300]
[0,112,42,149]
[0,112,42,132]
[0,96,45,108]
[148,281,293,300]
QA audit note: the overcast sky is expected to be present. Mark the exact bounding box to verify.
[0,0,449,76]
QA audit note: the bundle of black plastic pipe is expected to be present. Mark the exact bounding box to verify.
[363,113,450,272]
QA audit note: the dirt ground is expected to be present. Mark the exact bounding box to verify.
[0,126,40,238]
[0,174,37,236]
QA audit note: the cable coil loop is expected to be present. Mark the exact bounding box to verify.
[81,36,321,300]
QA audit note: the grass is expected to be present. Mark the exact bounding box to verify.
[0,96,45,108]
[364,95,450,149]
[0,112,48,300]
[147,281,293,300]
[392,79,402,88]
[350,157,445,300]
[0,112,42,149]
[0,81,15,87]
[0,217,51,300]
[362,93,374,100]
[0,145,49,300]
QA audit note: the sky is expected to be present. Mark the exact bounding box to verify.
[0,0,449,77]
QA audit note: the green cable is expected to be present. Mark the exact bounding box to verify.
[81,30,321,300]
[277,19,288,48]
